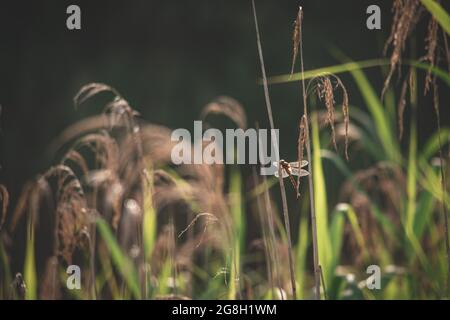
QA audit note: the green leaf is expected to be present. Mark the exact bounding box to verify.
[405,109,418,233]
[311,113,332,290]
[344,62,400,163]
[24,217,37,300]
[143,174,156,262]
[295,215,309,300]
[321,150,399,243]
[266,59,388,84]
[96,218,141,299]
[420,127,450,161]
[228,166,244,300]
[265,59,450,88]
[420,0,450,35]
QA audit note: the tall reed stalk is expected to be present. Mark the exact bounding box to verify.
[262,174,284,298]
[295,6,321,299]
[252,168,274,297]
[251,0,297,299]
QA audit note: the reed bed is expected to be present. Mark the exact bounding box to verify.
[0,1,450,300]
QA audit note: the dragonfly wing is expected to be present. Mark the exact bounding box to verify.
[289,160,309,168]
[272,162,290,178]
[274,169,289,178]
[298,168,310,177]
[291,168,310,177]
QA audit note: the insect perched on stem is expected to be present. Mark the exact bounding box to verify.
[273,159,309,197]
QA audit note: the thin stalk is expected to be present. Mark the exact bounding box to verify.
[252,167,274,298]
[90,176,98,299]
[251,0,297,299]
[319,265,328,300]
[297,6,321,299]
[186,211,194,297]
[255,122,282,298]
[128,110,147,299]
[169,214,178,296]
[87,223,97,299]
[262,174,284,299]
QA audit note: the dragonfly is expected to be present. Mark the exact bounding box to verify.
[273,159,310,196]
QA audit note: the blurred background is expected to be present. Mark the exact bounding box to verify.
[0,0,448,207]
[2,0,450,300]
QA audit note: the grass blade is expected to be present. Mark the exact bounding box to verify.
[24,216,37,300]
[96,217,141,299]
[311,112,332,295]
[420,0,450,35]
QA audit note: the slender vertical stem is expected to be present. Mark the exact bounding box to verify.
[90,187,98,299]
[262,174,284,299]
[89,223,97,299]
[252,0,296,299]
[319,265,328,300]
[186,210,194,297]
[297,6,321,299]
[255,123,282,298]
[278,164,297,299]
[169,214,178,296]
[252,168,275,298]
